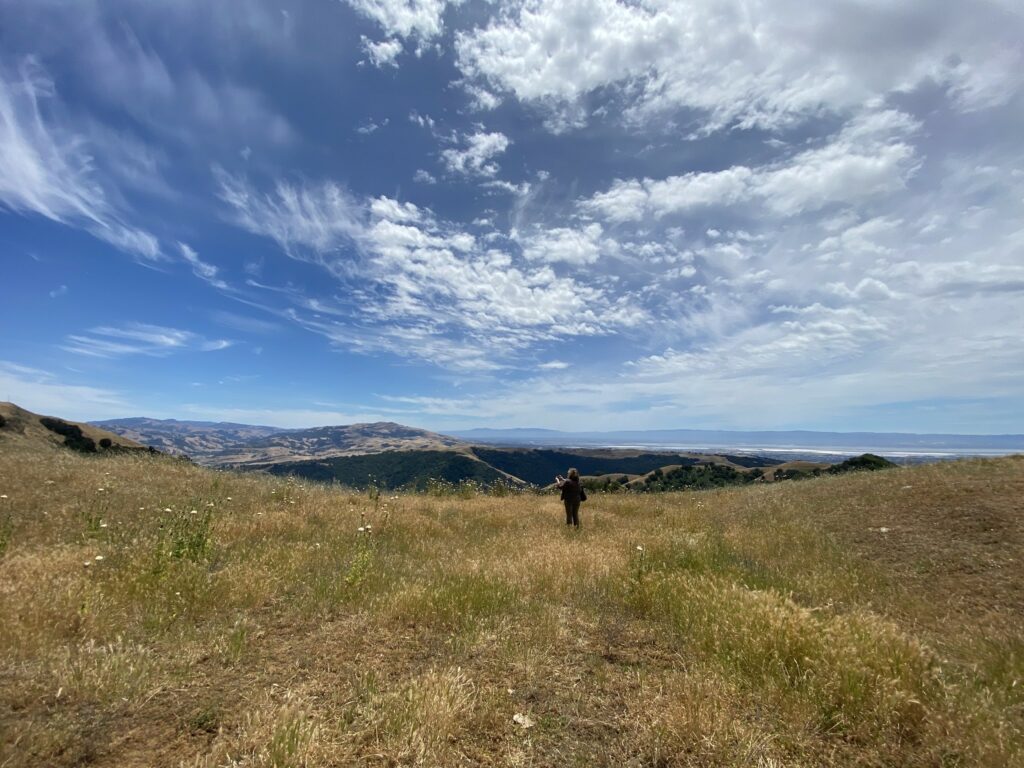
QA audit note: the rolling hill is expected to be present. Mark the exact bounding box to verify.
[93,417,472,466]
[1,416,1021,766]
[1,402,145,454]
[90,410,886,489]
[90,417,284,456]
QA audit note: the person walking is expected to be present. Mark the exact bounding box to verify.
[556,468,585,529]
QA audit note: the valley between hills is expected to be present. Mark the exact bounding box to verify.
[86,412,899,492]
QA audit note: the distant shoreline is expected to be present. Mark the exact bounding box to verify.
[463,438,1023,462]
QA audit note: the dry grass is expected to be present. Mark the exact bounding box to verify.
[0,432,1022,767]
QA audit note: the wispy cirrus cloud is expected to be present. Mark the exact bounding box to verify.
[215,168,365,264]
[0,60,162,260]
[62,323,232,358]
[580,109,919,222]
[0,361,132,420]
[178,242,229,290]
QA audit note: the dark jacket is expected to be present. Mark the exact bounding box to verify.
[559,477,582,503]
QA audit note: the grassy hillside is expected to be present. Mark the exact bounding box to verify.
[1,434,1022,766]
[258,450,507,490]
[1,402,144,453]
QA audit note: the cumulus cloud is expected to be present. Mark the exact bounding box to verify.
[344,0,453,41]
[217,173,642,370]
[456,0,1024,133]
[441,130,510,177]
[361,36,403,67]
[413,168,438,184]
[520,223,612,265]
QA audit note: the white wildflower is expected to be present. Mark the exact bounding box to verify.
[357,526,366,532]
[513,713,535,728]
[83,561,91,568]
[0,494,7,499]
[97,488,105,492]
[99,522,108,528]
[190,509,198,515]
[94,555,104,561]
[226,497,232,501]
[163,508,172,513]
[636,545,644,552]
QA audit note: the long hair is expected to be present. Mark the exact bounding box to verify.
[567,468,579,481]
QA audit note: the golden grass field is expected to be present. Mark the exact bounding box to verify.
[1,434,1022,767]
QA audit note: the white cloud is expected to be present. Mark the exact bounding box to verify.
[580,110,918,221]
[179,242,229,290]
[827,278,895,302]
[520,222,611,265]
[356,118,390,134]
[0,60,162,260]
[752,111,920,216]
[456,0,1024,133]
[409,111,436,130]
[441,130,510,177]
[361,36,403,68]
[413,168,438,184]
[369,196,425,223]
[344,0,453,41]
[215,169,364,262]
[62,323,233,358]
[0,361,132,421]
[217,175,644,370]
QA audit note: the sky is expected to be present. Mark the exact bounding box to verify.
[1,0,1023,434]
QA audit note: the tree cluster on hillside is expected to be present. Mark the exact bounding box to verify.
[635,463,761,492]
[828,453,897,473]
[262,450,505,490]
[471,447,702,486]
[581,475,632,493]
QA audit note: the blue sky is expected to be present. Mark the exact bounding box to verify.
[2,0,1023,433]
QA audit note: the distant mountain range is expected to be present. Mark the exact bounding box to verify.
[63,410,1022,490]
[91,417,467,467]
